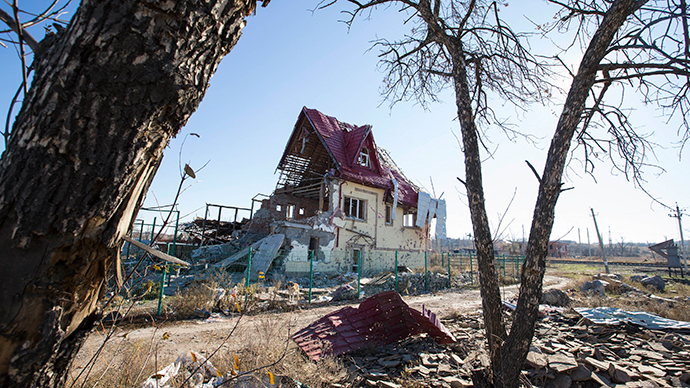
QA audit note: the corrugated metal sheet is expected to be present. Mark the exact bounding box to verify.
[292,291,456,361]
[416,192,431,228]
[435,199,447,239]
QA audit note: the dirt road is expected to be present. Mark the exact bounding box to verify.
[73,274,569,376]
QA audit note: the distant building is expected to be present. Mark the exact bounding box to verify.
[548,241,569,258]
[253,107,446,275]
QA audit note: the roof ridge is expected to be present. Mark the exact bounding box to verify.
[377,146,421,193]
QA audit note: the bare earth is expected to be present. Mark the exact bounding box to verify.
[73,274,569,375]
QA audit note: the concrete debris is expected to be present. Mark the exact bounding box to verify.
[246,234,285,281]
[640,275,666,292]
[324,302,690,388]
[332,283,356,301]
[541,289,572,307]
[141,350,221,388]
[141,350,308,388]
[192,242,241,262]
[580,280,606,297]
[292,291,456,361]
[595,273,623,281]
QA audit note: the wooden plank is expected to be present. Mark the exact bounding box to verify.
[123,236,190,266]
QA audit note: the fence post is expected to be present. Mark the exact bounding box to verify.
[424,251,428,291]
[245,247,253,305]
[357,250,362,298]
[157,264,167,315]
[469,252,473,284]
[441,252,445,267]
[447,252,451,287]
[309,250,314,304]
[151,217,157,243]
[503,254,506,277]
[395,251,398,293]
[171,210,179,257]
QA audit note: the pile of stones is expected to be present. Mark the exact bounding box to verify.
[331,308,690,388]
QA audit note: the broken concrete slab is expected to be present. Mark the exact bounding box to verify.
[215,239,263,269]
[640,275,665,292]
[541,289,571,307]
[247,234,285,281]
[292,291,455,361]
[547,352,578,373]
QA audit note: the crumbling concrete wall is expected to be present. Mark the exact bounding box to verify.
[274,220,337,275]
[262,193,321,223]
[280,181,430,276]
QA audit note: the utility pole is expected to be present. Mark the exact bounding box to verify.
[670,203,687,272]
[587,228,591,257]
[591,208,610,274]
[608,226,613,256]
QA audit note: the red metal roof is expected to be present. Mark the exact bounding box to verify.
[300,107,419,207]
[292,291,456,361]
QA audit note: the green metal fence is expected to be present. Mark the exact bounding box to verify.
[295,250,525,304]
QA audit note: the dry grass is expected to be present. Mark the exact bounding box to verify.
[211,316,347,387]
[69,337,159,388]
[69,315,346,388]
[557,264,690,322]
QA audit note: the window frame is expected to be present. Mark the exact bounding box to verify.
[403,211,416,228]
[358,147,370,167]
[385,204,393,225]
[344,196,367,221]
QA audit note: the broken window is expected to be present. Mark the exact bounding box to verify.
[276,204,282,212]
[352,249,361,272]
[344,197,366,220]
[299,207,305,216]
[287,204,295,220]
[403,212,416,227]
[359,147,370,167]
[385,204,393,225]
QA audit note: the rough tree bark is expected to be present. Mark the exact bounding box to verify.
[0,0,260,386]
[451,46,506,374]
[495,0,647,385]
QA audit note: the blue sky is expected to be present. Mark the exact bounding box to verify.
[1,1,688,245]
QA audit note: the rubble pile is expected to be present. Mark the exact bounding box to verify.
[363,271,474,296]
[337,311,486,388]
[330,308,690,388]
[522,309,690,388]
[191,243,240,262]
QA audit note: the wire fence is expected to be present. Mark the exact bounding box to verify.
[294,250,526,303]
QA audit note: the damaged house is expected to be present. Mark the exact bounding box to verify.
[252,107,446,276]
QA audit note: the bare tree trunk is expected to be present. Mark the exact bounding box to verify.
[0,0,258,386]
[494,1,647,386]
[452,46,507,373]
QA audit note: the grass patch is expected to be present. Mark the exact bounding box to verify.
[70,315,347,388]
[561,268,690,322]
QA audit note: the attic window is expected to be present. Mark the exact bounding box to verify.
[359,147,370,167]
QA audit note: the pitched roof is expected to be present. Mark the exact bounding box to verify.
[277,107,419,207]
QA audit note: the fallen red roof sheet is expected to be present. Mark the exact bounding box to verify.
[292,291,456,361]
